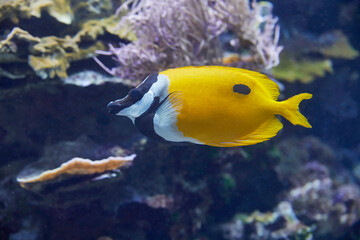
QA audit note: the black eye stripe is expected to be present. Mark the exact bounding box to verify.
[127,73,158,101]
[136,73,158,94]
[129,88,143,101]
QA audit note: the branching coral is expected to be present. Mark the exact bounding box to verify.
[95,0,224,80]
[95,0,282,81]
[211,0,282,69]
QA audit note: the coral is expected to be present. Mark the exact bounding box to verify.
[73,15,137,42]
[333,185,360,225]
[26,13,135,79]
[28,35,105,79]
[275,137,336,185]
[0,28,36,78]
[0,0,114,25]
[144,194,174,209]
[0,24,119,79]
[0,27,40,79]
[287,178,333,218]
[222,201,314,240]
[63,70,135,87]
[271,137,360,238]
[211,0,282,69]
[0,0,45,24]
[96,0,282,82]
[259,136,360,238]
[0,0,132,80]
[222,174,359,240]
[272,30,358,83]
[16,136,135,197]
[95,0,224,80]
[272,54,333,84]
[44,0,73,24]
[318,31,359,59]
[221,218,244,240]
[17,155,135,189]
[286,178,360,238]
[0,0,72,24]
[0,27,40,49]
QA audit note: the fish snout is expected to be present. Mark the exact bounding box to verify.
[107,100,124,114]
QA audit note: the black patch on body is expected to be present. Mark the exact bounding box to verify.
[233,84,251,95]
[134,96,166,142]
[135,93,192,145]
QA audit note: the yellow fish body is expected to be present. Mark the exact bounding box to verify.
[108,66,312,147]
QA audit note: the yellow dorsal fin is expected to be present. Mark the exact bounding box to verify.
[194,66,280,100]
[206,116,283,147]
[238,69,280,100]
[163,66,280,100]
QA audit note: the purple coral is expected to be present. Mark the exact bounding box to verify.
[211,0,283,69]
[95,0,282,81]
[286,172,360,237]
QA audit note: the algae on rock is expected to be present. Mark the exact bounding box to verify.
[272,54,333,84]
[0,0,131,80]
[272,30,358,83]
[0,0,72,24]
[28,36,105,79]
[0,28,106,79]
[0,0,113,25]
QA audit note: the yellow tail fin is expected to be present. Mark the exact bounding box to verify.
[280,93,312,128]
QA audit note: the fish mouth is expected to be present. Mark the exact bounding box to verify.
[107,97,132,114]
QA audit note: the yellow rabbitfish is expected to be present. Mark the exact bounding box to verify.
[107,66,312,147]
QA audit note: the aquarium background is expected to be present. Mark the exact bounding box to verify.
[0,0,360,240]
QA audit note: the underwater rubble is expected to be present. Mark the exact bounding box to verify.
[4,133,360,239]
[218,137,360,240]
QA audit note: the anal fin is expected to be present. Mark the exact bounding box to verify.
[207,116,283,147]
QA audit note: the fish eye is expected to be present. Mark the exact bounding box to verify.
[128,88,143,101]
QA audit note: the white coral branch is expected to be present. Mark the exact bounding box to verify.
[96,0,282,81]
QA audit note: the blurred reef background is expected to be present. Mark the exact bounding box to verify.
[0,0,360,239]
